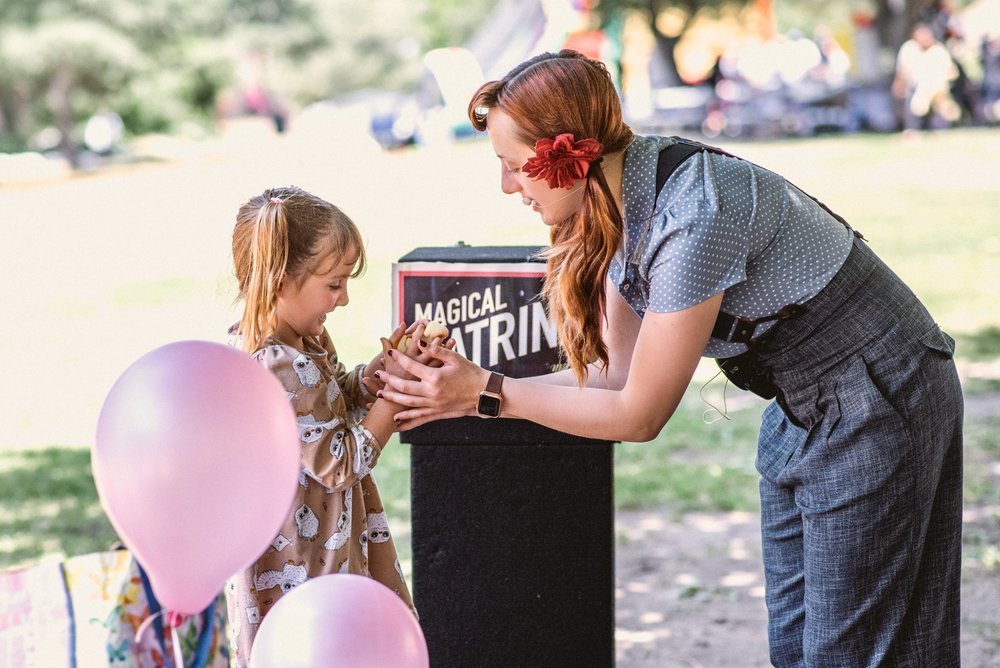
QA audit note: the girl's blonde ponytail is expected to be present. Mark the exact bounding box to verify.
[237,200,290,353]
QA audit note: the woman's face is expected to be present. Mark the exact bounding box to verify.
[487,109,586,226]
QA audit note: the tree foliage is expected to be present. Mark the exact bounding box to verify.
[597,0,963,87]
[0,0,494,160]
[0,0,965,161]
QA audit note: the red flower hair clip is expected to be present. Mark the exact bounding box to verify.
[522,133,603,190]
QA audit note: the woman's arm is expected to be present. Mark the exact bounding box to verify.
[379,292,723,443]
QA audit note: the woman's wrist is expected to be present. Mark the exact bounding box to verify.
[473,368,505,417]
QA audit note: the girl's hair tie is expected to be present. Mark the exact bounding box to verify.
[270,197,284,205]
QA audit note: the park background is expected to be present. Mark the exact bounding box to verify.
[2,0,999,664]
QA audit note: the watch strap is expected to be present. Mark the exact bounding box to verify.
[485,371,504,394]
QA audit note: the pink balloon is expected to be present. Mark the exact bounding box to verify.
[93,340,300,615]
[249,574,429,668]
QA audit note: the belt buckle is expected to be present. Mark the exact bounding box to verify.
[729,316,757,344]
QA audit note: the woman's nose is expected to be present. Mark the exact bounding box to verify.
[500,167,520,195]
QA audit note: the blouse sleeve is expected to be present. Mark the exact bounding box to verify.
[333,363,371,412]
[640,154,749,313]
[253,344,382,493]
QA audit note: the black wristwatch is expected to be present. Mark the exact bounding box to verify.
[476,372,504,418]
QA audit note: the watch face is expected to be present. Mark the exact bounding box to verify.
[477,393,501,418]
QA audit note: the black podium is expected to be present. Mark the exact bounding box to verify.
[393,246,615,668]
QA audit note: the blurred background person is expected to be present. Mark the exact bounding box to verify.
[980,32,1000,123]
[892,22,961,134]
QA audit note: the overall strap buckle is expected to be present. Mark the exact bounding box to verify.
[712,304,806,344]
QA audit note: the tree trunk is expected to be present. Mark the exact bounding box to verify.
[643,0,689,88]
[875,0,925,58]
[650,31,683,87]
[755,0,777,42]
[1,85,31,151]
[49,61,79,168]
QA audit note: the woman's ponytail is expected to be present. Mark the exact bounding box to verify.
[542,161,624,383]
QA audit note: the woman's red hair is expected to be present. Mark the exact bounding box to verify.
[469,50,633,384]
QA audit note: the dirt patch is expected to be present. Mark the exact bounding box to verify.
[614,506,1000,667]
[615,390,1000,666]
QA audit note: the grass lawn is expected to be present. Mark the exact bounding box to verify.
[1,127,998,575]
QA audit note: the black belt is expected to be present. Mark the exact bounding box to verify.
[711,304,806,344]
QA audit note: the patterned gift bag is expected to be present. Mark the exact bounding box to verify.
[1,550,229,667]
[0,559,72,666]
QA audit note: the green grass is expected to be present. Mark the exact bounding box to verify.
[6,387,995,573]
[0,448,119,567]
[963,415,1000,507]
[111,277,209,309]
[955,327,1000,362]
[0,439,416,574]
[613,384,765,512]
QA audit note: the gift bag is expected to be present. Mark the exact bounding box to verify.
[1,550,229,667]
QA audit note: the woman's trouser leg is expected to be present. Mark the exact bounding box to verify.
[758,344,963,667]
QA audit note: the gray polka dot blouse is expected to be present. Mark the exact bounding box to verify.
[608,135,853,359]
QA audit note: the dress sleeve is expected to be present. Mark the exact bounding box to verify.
[334,363,372,412]
[320,331,374,412]
[253,344,382,493]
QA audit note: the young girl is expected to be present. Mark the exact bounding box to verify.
[226,185,420,667]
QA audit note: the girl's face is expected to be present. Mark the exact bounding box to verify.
[274,248,358,348]
[487,109,586,226]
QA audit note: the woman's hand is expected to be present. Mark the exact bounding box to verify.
[396,319,452,362]
[377,343,491,429]
[365,323,458,405]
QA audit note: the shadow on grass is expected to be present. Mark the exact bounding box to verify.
[3,375,996,574]
[0,447,118,570]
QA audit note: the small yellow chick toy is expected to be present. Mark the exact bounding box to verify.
[397,320,449,351]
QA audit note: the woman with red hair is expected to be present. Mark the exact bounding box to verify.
[379,49,963,666]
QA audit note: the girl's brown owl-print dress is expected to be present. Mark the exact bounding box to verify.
[225,331,413,667]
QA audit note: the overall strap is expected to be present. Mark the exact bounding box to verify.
[654,140,702,194]
[652,138,859,344]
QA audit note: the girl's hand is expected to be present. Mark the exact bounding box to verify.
[395,321,428,358]
[362,322,405,397]
[381,337,418,381]
[362,324,457,400]
[377,343,491,429]
[364,337,418,412]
